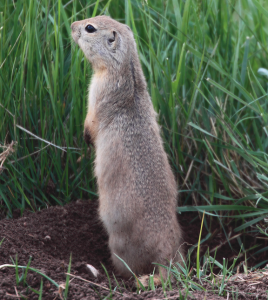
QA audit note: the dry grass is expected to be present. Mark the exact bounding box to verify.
[0,140,17,174]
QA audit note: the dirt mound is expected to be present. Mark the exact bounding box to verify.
[0,200,112,299]
[0,200,267,299]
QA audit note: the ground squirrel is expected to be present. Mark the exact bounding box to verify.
[71,15,184,282]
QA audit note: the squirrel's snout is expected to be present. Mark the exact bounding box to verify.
[71,22,81,44]
[71,21,79,32]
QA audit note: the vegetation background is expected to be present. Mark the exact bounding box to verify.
[1,0,268,268]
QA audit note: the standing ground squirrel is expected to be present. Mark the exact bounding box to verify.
[71,15,184,282]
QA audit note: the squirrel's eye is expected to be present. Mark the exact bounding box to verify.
[85,24,96,33]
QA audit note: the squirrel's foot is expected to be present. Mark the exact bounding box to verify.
[136,274,162,288]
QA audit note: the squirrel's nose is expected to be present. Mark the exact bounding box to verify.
[71,21,79,32]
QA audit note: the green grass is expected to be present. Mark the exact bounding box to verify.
[1,0,268,269]
[1,251,266,299]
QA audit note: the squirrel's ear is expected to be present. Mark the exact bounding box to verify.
[125,25,132,32]
[107,30,118,48]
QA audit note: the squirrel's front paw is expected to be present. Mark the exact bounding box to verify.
[84,129,93,146]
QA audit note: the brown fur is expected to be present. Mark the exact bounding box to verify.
[71,16,184,280]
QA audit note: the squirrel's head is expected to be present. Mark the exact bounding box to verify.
[71,16,134,72]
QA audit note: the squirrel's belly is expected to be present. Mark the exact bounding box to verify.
[95,131,138,232]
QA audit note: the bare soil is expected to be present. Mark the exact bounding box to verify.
[0,200,267,299]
